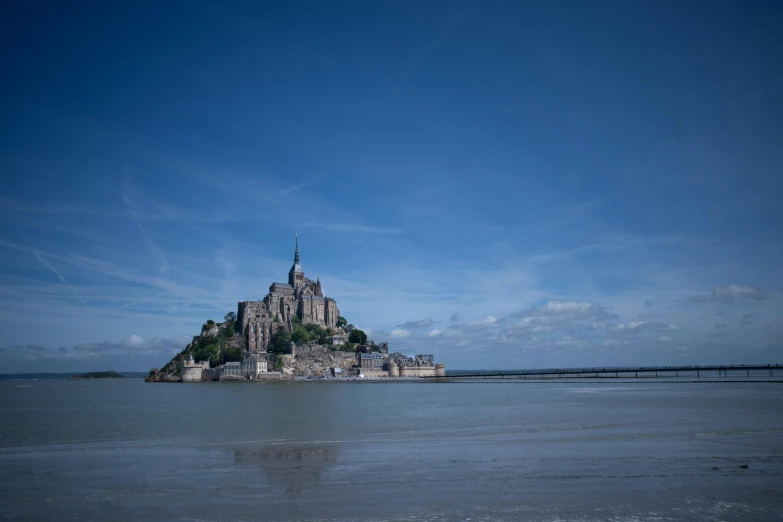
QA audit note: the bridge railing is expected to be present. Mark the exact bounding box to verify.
[436,364,782,379]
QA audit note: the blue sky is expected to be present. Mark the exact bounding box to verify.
[1,1,781,372]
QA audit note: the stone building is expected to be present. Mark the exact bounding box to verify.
[221,362,243,379]
[359,352,384,369]
[238,236,340,352]
[242,354,268,379]
[328,334,347,346]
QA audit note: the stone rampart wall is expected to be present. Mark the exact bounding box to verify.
[253,372,282,380]
[398,366,439,377]
[359,369,389,378]
[293,343,320,355]
[202,368,220,381]
[219,374,246,382]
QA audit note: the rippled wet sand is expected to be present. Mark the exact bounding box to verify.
[1,379,781,521]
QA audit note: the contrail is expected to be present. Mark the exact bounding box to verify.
[276,180,316,195]
[121,193,170,276]
[32,249,89,307]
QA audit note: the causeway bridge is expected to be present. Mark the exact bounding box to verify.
[435,364,782,380]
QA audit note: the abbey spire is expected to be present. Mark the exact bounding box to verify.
[288,234,304,287]
[238,236,341,352]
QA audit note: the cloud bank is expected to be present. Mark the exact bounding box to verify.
[689,284,767,303]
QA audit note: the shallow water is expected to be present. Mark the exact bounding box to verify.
[1,379,781,521]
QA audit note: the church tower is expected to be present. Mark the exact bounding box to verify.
[288,235,305,287]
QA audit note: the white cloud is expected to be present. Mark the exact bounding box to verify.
[390,328,410,338]
[126,334,145,346]
[468,316,498,328]
[509,301,617,331]
[612,321,682,333]
[396,318,437,329]
[531,325,554,333]
[539,301,593,314]
[656,336,674,343]
[424,329,442,337]
[689,284,767,302]
[355,327,374,337]
[73,335,190,354]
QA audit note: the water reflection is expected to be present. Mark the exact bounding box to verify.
[233,444,339,494]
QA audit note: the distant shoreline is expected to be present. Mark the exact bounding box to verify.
[133,376,783,384]
[2,375,781,384]
[4,364,781,382]
[0,372,147,380]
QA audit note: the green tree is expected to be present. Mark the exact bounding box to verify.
[223,346,244,363]
[224,311,237,322]
[341,341,356,352]
[349,329,367,345]
[291,326,311,345]
[194,343,219,365]
[337,316,347,327]
[271,326,291,354]
[223,322,236,337]
[303,323,325,336]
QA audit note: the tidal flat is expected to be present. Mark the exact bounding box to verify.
[1,379,781,521]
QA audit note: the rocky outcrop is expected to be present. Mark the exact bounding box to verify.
[148,321,360,381]
[202,325,219,337]
[286,345,357,378]
[147,320,239,382]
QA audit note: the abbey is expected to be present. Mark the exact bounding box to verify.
[237,237,340,352]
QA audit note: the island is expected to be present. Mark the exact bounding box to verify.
[147,237,445,382]
[68,370,124,380]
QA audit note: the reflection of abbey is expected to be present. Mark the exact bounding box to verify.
[237,237,340,352]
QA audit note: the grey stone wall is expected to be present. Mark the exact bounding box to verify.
[236,247,341,352]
